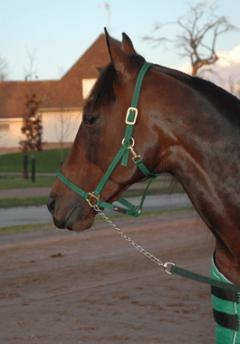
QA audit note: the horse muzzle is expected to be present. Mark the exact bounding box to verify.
[47,194,95,231]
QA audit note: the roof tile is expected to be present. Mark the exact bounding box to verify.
[0,34,110,118]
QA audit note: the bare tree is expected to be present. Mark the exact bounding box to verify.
[19,51,41,180]
[0,57,8,80]
[24,50,38,81]
[20,93,42,152]
[53,69,82,163]
[55,111,75,150]
[143,2,237,76]
[55,106,81,164]
[20,50,42,152]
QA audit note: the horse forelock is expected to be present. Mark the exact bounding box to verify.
[84,63,117,110]
[84,54,146,111]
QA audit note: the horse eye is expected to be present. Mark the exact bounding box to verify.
[83,114,98,125]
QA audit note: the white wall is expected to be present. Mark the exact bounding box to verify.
[0,118,23,148]
[82,78,96,99]
[0,109,82,149]
[41,110,82,144]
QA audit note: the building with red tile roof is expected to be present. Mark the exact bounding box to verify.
[0,34,109,152]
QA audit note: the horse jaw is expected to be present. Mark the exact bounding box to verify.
[70,212,96,232]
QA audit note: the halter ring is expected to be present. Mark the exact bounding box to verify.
[86,192,100,208]
[122,137,135,148]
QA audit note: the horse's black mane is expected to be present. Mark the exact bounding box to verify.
[85,63,117,109]
[157,64,240,126]
[87,54,240,126]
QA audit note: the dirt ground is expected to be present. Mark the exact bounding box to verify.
[0,211,216,344]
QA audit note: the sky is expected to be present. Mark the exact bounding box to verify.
[0,0,239,80]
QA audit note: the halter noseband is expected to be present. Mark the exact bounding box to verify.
[56,62,159,216]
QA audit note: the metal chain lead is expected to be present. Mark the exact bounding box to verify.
[93,205,175,275]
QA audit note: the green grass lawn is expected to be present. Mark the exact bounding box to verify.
[0,197,48,208]
[0,148,70,173]
[0,171,182,192]
[0,148,185,210]
[0,175,55,189]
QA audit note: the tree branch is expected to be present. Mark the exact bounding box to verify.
[143,1,237,76]
[0,57,8,81]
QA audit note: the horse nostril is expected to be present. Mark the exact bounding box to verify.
[47,196,56,214]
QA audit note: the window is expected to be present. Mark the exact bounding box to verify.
[82,79,96,99]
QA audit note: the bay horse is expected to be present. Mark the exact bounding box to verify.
[48,30,240,342]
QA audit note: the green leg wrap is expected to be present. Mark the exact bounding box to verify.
[211,258,240,344]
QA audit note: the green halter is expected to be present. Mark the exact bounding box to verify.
[56,62,240,296]
[56,62,159,216]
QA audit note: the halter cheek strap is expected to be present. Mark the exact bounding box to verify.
[56,62,159,216]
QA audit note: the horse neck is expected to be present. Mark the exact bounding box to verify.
[151,76,240,283]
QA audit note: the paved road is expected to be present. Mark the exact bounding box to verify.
[0,187,50,199]
[0,194,192,227]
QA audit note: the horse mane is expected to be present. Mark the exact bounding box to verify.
[86,53,240,127]
[156,64,240,126]
[85,63,117,108]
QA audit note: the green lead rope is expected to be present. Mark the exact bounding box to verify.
[170,264,240,292]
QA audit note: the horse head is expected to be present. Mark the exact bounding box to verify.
[47,31,166,231]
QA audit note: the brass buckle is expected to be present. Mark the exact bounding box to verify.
[86,192,100,208]
[125,107,138,125]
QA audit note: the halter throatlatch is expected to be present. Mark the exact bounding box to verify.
[56,62,158,216]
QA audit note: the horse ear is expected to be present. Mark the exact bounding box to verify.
[122,32,136,55]
[104,28,136,75]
